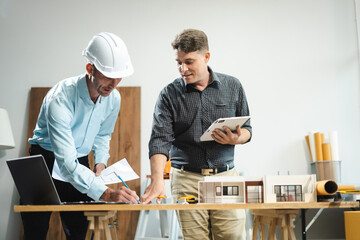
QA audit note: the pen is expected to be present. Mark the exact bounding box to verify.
[115,172,140,204]
[157,196,167,199]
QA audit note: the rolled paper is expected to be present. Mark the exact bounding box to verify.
[322,144,333,180]
[338,185,356,191]
[322,144,332,161]
[329,131,340,161]
[308,131,316,162]
[305,135,314,162]
[321,134,328,176]
[314,132,323,161]
[316,180,338,195]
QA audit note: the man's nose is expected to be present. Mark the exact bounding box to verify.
[109,79,117,88]
[180,63,188,72]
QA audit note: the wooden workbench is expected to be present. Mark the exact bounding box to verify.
[14,201,359,212]
[14,201,359,240]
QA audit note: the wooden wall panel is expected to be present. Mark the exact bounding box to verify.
[24,86,141,240]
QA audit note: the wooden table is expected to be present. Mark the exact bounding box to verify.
[14,201,359,240]
[14,201,359,212]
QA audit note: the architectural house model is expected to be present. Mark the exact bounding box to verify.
[198,175,317,204]
[198,176,245,203]
[263,175,317,203]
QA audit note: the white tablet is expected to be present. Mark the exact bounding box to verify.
[200,116,250,141]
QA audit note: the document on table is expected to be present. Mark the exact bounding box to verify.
[96,158,139,184]
[52,158,139,185]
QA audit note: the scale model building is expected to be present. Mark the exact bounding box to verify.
[198,175,317,204]
[198,176,245,203]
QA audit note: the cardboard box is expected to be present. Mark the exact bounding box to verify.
[344,211,360,240]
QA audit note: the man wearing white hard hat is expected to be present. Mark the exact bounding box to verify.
[23,32,138,240]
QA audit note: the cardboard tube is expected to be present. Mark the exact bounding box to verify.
[338,185,355,191]
[314,132,323,161]
[305,136,313,162]
[322,144,333,180]
[322,144,332,161]
[316,180,338,195]
[321,133,325,145]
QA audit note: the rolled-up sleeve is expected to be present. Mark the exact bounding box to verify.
[148,90,174,159]
[237,83,252,142]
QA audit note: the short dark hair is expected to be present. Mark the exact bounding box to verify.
[171,29,209,53]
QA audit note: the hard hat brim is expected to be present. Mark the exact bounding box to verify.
[95,63,134,79]
[82,49,134,79]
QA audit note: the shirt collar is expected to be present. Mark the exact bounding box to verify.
[208,66,221,86]
[79,73,94,105]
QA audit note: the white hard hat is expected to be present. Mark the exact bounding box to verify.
[82,32,134,78]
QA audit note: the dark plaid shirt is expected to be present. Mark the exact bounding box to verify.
[148,67,252,169]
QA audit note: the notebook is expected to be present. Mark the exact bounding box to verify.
[6,155,129,205]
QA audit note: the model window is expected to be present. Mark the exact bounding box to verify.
[274,185,302,202]
[216,186,221,196]
[247,185,263,203]
[223,186,239,196]
[223,186,228,195]
[233,186,239,195]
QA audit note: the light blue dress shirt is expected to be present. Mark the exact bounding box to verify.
[29,73,120,200]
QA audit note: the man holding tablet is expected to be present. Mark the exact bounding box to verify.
[142,29,252,239]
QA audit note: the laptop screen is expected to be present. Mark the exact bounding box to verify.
[7,155,61,205]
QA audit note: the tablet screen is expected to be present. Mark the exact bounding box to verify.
[200,116,250,141]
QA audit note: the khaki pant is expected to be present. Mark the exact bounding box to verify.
[170,167,245,240]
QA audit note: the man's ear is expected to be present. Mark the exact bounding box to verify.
[86,63,94,76]
[204,51,210,63]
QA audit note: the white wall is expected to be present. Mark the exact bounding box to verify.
[0,0,359,239]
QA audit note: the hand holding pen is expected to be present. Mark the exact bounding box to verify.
[115,172,140,204]
[100,173,140,204]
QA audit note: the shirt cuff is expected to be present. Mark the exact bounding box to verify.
[87,178,108,200]
[149,149,169,159]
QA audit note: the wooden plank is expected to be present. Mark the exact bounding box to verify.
[26,87,51,156]
[24,87,141,240]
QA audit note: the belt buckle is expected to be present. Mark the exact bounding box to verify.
[201,169,213,176]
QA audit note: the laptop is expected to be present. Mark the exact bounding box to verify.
[6,155,129,205]
[7,155,62,205]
